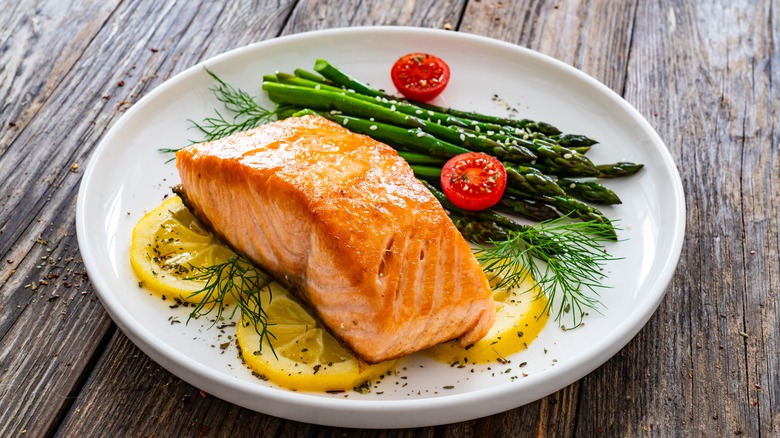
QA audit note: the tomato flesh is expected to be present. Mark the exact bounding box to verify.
[390,53,450,102]
[440,153,507,211]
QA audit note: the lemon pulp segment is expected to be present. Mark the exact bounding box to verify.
[236,283,397,392]
[130,195,237,303]
[426,272,549,364]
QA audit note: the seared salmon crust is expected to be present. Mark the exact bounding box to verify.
[175,115,495,363]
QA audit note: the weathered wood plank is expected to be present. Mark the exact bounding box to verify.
[2,0,777,436]
[0,0,120,331]
[0,1,121,156]
[282,0,465,33]
[57,332,318,437]
[460,0,637,94]
[0,2,126,436]
[0,230,114,437]
[0,0,294,435]
[573,0,780,436]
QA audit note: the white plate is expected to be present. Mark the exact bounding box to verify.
[76,27,684,428]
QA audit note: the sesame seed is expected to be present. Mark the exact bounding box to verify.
[564,153,572,159]
[390,105,396,111]
[315,84,321,90]
[460,134,466,141]
[416,130,426,137]
[428,111,434,116]
[416,110,423,114]
[370,125,378,130]
[569,183,576,188]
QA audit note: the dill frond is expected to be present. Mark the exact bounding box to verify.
[189,68,278,142]
[185,254,277,356]
[475,218,620,329]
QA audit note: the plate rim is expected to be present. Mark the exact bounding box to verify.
[76,25,685,428]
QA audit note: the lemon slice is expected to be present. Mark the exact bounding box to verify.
[130,195,237,303]
[426,272,549,364]
[237,283,397,392]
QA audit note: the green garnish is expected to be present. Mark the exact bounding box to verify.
[185,254,277,355]
[475,218,620,329]
[189,68,277,142]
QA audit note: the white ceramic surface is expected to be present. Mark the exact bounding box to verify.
[76,27,685,428]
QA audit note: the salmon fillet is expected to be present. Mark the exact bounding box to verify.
[175,115,495,363]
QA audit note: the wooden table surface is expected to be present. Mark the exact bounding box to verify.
[2,0,778,436]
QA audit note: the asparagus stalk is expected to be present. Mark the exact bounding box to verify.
[281,71,472,127]
[549,133,599,148]
[313,59,385,97]
[420,182,573,256]
[408,161,612,232]
[452,125,601,175]
[263,82,423,128]
[596,162,645,178]
[307,60,600,142]
[422,181,523,232]
[450,214,510,243]
[496,196,560,222]
[311,111,472,158]
[409,164,442,181]
[557,178,622,205]
[529,160,644,178]
[265,81,536,162]
[281,70,596,164]
[566,146,593,155]
[293,68,328,83]
[504,163,568,198]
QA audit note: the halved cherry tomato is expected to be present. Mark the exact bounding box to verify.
[390,53,450,102]
[440,152,507,211]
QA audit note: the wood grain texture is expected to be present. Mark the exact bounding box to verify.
[0,0,295,436]
[282,0,465,33]
[1,0,778,436]
[574,0,780,436]
[0,2,125,436]
[460,0,637,93]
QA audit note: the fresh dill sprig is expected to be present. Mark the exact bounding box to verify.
[189,68,277,142]
[158,69,277,158]
[475,218,620,329]
[185,254,277,356]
